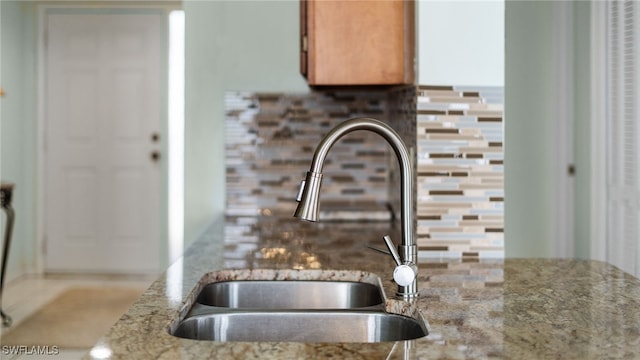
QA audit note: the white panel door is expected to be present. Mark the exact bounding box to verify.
[45,11,164,273]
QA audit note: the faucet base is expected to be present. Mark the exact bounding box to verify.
[396,288,420,301]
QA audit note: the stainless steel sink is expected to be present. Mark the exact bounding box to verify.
[170,272,429,343]
[196,280,383,309]
[172,310,428,343]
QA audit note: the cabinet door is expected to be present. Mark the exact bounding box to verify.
[301,0,415,86]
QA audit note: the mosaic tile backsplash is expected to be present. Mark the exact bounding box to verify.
[416,86,504,259]
[225,90,394,217]
[224,85,504,259]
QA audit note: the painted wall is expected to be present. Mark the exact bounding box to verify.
[504,1,592,258]
[0,1,38,282]
[183,1,308,245]
[418,0,504,87]
[504,1,556,257]
[572,2,592,260]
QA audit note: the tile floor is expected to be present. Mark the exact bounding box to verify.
[0,273,155,359]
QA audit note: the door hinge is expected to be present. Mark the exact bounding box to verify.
[568,164,576,176]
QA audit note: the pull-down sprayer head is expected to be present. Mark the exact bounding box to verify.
[294,171,323,222]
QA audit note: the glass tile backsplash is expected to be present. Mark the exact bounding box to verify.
[416,86,504,259]
[225,85,504,259]
[225,90,392,217]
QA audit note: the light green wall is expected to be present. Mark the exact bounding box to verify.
[505,1,592,258]
[505,1,556,257]
[183,1,308,245]
[418,0,504,86]
[572,2,591,259]
[0,1,38,282]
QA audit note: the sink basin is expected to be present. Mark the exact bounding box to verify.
[196,280,383,309]
[172,310,428,343]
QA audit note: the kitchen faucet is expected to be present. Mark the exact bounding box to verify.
[294,117,419,300]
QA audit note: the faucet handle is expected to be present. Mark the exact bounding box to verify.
[383,235,402,266]
[383,235,418,287]
[295,180,306,202]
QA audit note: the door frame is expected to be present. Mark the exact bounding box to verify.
[549,1,576,258]
[589,1,607,262]
[35,2,180,273]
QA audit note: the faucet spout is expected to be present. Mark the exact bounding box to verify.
[294,117,418,299]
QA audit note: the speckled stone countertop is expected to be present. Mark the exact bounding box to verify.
[86,215,640,359]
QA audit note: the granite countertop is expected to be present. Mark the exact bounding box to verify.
[86,215,640,359]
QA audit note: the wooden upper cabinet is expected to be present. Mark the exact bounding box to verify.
[300,0,415,86]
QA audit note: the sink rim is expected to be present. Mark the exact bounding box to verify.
[197,269,387,288]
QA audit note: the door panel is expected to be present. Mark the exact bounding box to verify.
[45,11,164,273]
[64,167,99,243]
